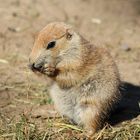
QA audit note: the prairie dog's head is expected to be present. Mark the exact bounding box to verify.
[29,22,82,77]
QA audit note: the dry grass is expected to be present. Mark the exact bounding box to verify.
[0,79,139,140]
[0,112,139,140]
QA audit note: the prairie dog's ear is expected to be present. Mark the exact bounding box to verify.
[66,29,74,40]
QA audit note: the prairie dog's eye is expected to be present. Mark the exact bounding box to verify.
[47,41,56,49]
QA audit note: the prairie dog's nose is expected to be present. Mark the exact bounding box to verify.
[28,62,43,71]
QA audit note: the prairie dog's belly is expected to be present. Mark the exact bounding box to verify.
[49,83,82,124]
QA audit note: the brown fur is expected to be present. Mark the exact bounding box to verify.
[29,22,120,136]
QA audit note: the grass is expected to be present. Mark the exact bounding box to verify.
[0,112,139,140]
[0,69,140,140]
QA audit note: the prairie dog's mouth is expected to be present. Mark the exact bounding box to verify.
[28,61,59,77]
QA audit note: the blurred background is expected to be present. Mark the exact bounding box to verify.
[0,0,140,139]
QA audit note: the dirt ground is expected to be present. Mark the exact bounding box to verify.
[0,0,140,139]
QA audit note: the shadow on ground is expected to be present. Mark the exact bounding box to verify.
[109,82,140,125]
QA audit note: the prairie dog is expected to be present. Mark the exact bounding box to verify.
[29,22,120,135]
